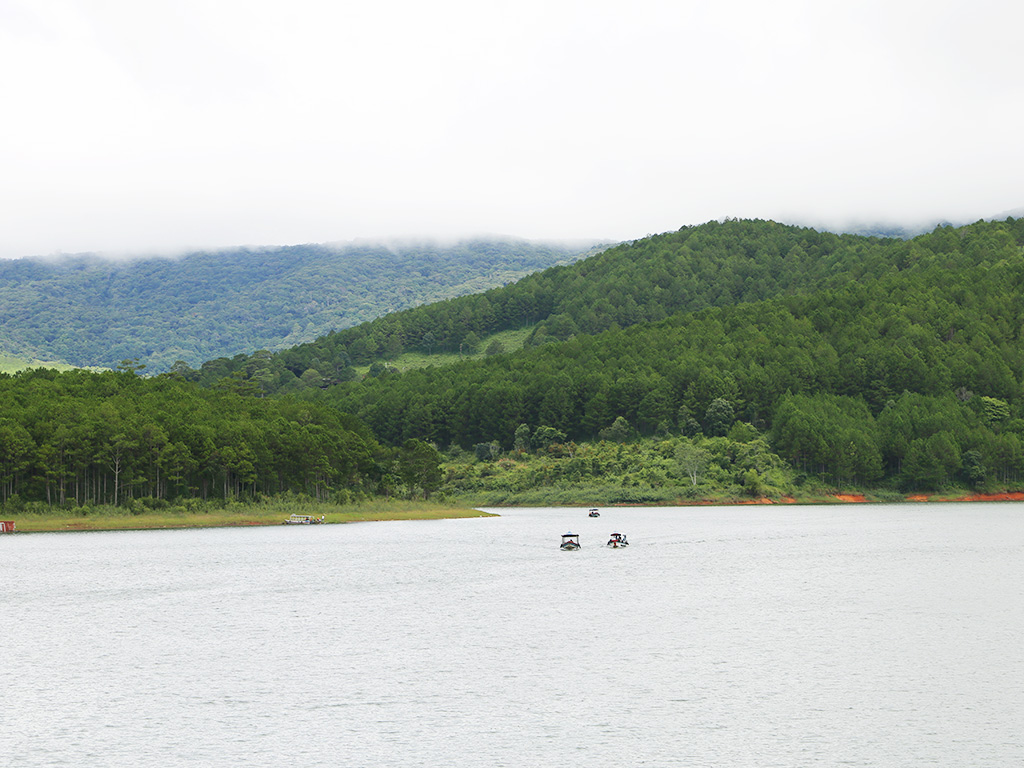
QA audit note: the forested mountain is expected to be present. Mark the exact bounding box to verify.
[291,217,1024,492]
[198,218,982,391]
[3,216,1024,510]
[0,238,599,373]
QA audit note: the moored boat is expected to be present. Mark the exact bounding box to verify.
[588,508,600,517]
[283,514,325,525]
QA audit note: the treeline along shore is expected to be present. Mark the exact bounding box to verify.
[3,218,1024,527]
[0,366,445,511]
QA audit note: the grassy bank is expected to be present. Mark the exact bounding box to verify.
[5,498,493,533]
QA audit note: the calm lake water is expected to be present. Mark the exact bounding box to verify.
[2,504,1024,767]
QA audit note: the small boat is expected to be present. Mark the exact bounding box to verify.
[283,514,325,525]
[588,508,601,517]
[560,532,581,550]
[606,532,629,548]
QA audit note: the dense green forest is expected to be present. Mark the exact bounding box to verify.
[3,217,1024,510]
[192,219,941,390]
[186,218,1024,391]
[0,366,444,510]
[301,217,1024,494]
[0,238,598,373]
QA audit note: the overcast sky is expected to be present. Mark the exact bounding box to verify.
[1,0,1022,258]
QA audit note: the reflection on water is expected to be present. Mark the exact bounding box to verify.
[2,504,1023,767]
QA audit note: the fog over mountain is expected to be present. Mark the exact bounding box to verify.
[2,1,1021,259]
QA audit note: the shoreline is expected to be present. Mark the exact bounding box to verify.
[3,505,495,534]
[4,492,1022,534]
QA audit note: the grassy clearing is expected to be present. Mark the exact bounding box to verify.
[6,498,494,533]
[0,353,81,374]
[355,326,534,375]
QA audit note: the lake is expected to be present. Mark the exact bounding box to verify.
[2,503,1023,767]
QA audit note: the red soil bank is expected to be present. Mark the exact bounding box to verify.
[900,492,1022,502]
[954,492,1024,502]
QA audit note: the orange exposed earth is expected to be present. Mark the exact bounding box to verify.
[677,492,1022,505]
[953,492,1024,502]
[844,492,1024,503]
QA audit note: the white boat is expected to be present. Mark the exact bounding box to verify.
[283,514,325,525]
[560,532,581,550]
[606,532,628,548]
[588,508,601,517]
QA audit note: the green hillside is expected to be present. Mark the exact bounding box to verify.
[201,218,1020,393]
[0,238,600,373]
[4,216,1024,513]
[304,217,1024,495]
[193,219,910,389]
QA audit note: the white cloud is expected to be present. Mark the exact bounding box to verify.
[2,0,1022,257]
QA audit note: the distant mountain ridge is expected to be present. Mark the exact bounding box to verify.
[207,218,897,388]
[188,215,1024,396]
[0,238,604,372]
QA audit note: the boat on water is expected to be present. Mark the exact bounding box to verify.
[606,532,629,548]
[588,508,601,517]
[560,532,581,550]
[283,514,326,525]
